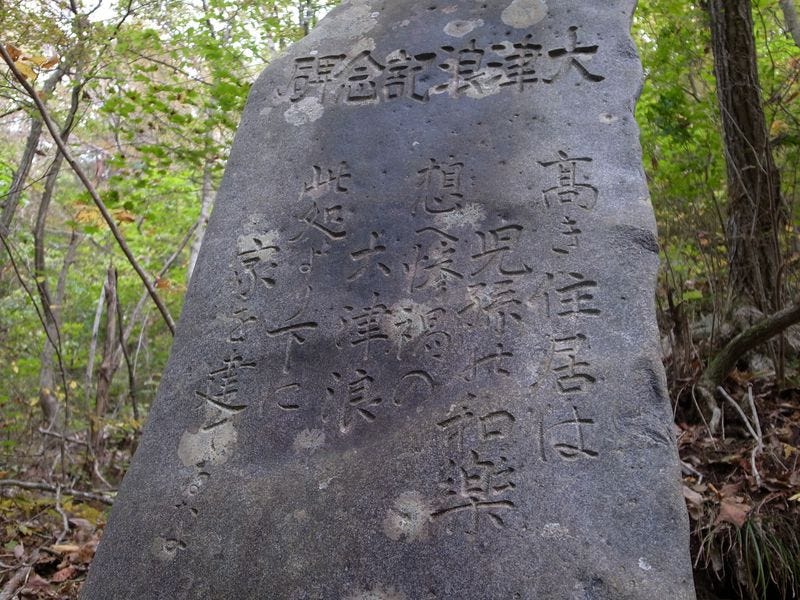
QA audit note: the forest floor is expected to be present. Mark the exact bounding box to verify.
[0,377,798,599]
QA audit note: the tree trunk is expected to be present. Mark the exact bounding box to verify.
[33,82,82,425]
[37,232,80,428]
[187,158,215,280]
[779,0,800,48]
[92,267,120,461]
[0,66,68,233]
[707,0,784,313]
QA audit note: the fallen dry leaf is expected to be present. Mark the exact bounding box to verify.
[51,543,80,554]
[51,564,78,582]
[718,482,742,498]
[715,498,751,527]
[683,485,704,506]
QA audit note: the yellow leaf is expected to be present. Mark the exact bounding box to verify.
[14,60,36,81]
[11,362,18,374]
[41,55,59,69]
[784,443,798,459]
[26,54,49,67]
[51,544,80,554]
[789,492,800,503]
[112,209,136,223]
[69,380,77,390]
[74,206,104,227]
[771,119,789,137]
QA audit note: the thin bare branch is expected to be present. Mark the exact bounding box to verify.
[0,479,114,505]
[0,42,176,335]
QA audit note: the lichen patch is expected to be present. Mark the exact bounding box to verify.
[284,97,324,126]
[292,428,326,453]
[501,0,547,28]
[382,491,430,542]
[177,421,237,467]
[444,18,484,38]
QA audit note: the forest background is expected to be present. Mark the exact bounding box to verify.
[0,1,799,598]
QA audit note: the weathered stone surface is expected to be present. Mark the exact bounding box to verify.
[82,1,695,598]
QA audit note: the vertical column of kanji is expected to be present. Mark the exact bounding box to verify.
[386,149,533,542]
[529,151,603,468]
[268,162,351,431]
[158,226,280,561]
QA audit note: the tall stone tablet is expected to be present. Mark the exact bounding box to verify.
[82,1,695,598]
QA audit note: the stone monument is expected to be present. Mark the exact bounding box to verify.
[82,1,696,598]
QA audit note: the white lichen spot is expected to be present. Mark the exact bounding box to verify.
[501,0,548,28]
[152,536,186,562]
[313,4,378,41]
[178,421,237,467]
[600,112,619,123]
[434,203,486,230]
[293,509,309,523]
[384,300,430,347]
[346,586,407,600]
[638,557,653,571]
[541,522,570,539]
[284,96,324,126]
[444,18,484,38]
[382,491,430,542]
[292,428,326,453]
[318,476,335,490]
[351,36,377,54]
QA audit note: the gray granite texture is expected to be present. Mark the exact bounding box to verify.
[81,1,696,598]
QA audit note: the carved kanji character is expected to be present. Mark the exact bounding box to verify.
[458,280,523,334]
[267,321,318,373]
[335,51,385,104]
[547,272,601,316]
[347,232,391,281]
[227,306,257,343]
[437,399,516,451]
[483,36,543,92]
[339,292,389,359]
[235,234,280,300]
[470,225,532,277]
[289,202,347,244]
[196,354,255,429]
[432,451,516,533]
[383,50,436,101]
[552,334,596,393]
[538,405,599,461]
[283,54,346,102]
[408,227,464,293]
[462,343,513,382]
[327,369,382,434]
[539,151,598,210]
[414,158,464,215]
[432,40,486,97]
[543,26,604,84]
[303,162,351,198]
[553,215,581,255]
